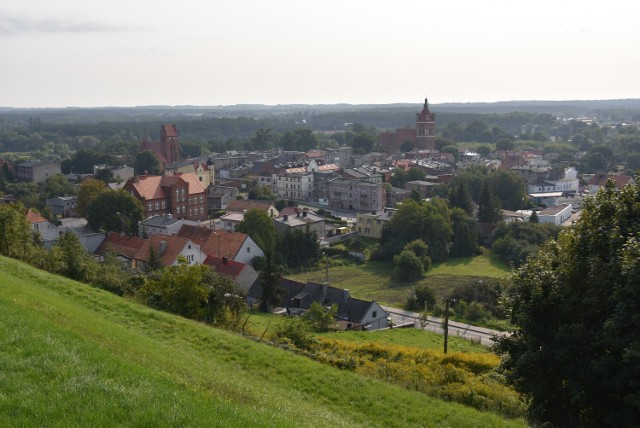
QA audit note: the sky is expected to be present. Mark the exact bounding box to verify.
[2,0,640,108]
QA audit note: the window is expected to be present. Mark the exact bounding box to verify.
[200,195,204,203]
[147,202,152,211]
[247,247,250,253]
[162,200,166,209]
[372,310,377,318]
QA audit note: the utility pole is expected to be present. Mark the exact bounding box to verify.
[443,297,455,354]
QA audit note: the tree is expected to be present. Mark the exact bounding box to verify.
[476,145,492,157]
[54,231,94,281]
[303,302,337,332]
[257,252,283,312]
[448,182,474,215]
[393,250,423,281]
[235,209,277,255]
[450,208,479,258]
[42,174,77,200]
[528,209,539,223]
[496,180,640,426]
[94,167,115,184]
[441,145,459,163]
[76,178,107,217]
[0,203,35,261]
[134,151,161,175]
[477,181,501,224]
[406,284,436,311]
[496,138,515,151]
[86,189,144,235]
[351,132,375,154]
[399,140,414,152]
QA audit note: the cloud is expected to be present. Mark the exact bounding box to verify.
[0,14,138,36]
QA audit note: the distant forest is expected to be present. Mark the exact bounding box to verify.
[1,99,639,153]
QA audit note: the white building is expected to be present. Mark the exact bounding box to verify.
[271,170,314,202]
[527,167,579,194]
[537,204,573,226]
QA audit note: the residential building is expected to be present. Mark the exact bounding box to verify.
[178,224,264,264]
[377,98,436,153]
[272,170,314,201]
[46,196,77,218]
[341,166,384,184]
[138,215,184,237]
[537,204,573,226]
[274,207,325,239]
[165,159,215,187]
[356,209,395,239]
[203,256,259,293]
[124,172,207,221]
[207,185,238,210]
[218,212,244,232]
[328,178,384,213]
[588,174,635,194]
[226,199,279,218]
[26,208,59,242]
[138,124,180,170]
[16,160,61,183]
[525,167,579,194]
[99,233,205,270]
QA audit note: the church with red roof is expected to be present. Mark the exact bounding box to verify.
[138,124,180,170]
[377,98,436,153]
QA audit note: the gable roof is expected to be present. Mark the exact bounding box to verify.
[126,173,206,201]
[177,224,250,259]
[135,234,193,266]
[203,255,246,277]
[588,174,633,188]
[337,298,376,324]
[226,199,274,213]
[26,208,48,224]
[98,232,146,259]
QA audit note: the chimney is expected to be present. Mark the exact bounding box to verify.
[343,289,350,303]
[283,214,288,221]
[222,256,228,264]
[302,210,307,217]
[296,208,300,217]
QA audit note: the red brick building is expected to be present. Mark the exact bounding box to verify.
[377,98,436,153]
[123,172,207,221]
[138,124,180,170]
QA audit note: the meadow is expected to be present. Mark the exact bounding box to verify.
[0,256,525,427]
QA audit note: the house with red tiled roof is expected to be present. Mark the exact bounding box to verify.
[134,234,206,269]
[124,172,207,221]
[97,232,146,268]
[26,208,59,242]
[588,174,635,194]
[138,124,180,170]
[165,158,215,187]
[225,199,279,218]
[203,255,259,292]
[177,224,264,264]
[377,98,436,153]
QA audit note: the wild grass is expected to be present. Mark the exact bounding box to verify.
[288,253,511,307]
[0,256,526,427]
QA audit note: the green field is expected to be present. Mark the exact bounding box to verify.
[0,256,525,427]
[288,254,512,307]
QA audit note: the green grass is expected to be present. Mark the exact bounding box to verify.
[0,256,525,427]
[289,254,512,307]
[319,328,489,353]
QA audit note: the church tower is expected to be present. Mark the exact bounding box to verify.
[415,98,436,150]
[160,124,180,165]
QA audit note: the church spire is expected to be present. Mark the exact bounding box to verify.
[424,97,429,110]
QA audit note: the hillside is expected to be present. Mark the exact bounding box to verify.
[0,256,525,427]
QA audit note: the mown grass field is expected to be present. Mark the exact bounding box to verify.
[288,254,512,307]
[0,256,525,427]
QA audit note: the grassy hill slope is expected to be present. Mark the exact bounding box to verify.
[0,257,524,427]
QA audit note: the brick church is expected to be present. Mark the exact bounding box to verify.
[377,98,436,153]
[138,124,180,170]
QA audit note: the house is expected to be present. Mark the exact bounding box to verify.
[537,204,573,226]
[138,214,184,238]
[165,159,215,187]
[16,160,61,183]
[327,178,385,213]
[124,172,207,221]
[226,199,279,218]
[97,232,146,268]
[138,124,180,171]
[57,218,106,253]
[274,207,325,239]
[203,255,259,292]
[136,234,206,269]
[218,212,244,232]
[248,279,389,331]
[46,196,77,218]
[206,185,238,211]
[271,170,314,202]
[525,167,579,194]
[377,98,436,153]
[26,208,59,242]
[177,224,264,264]
[588,174,635,194]
[341,166,385,184]
[356,209,395,239]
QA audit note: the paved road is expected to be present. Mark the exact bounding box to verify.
[381,305,507,347]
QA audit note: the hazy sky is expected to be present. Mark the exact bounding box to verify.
[2,0,639,108]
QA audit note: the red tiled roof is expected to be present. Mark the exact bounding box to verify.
[226,199,274,213]
[203,255,246,278]
[177,225,249,259]
[588,174,633,188]
[26,208,48,224]
[135,234,192,266]
[98,232,146,259]
[176,173,205,194]
[128,175,167,200]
